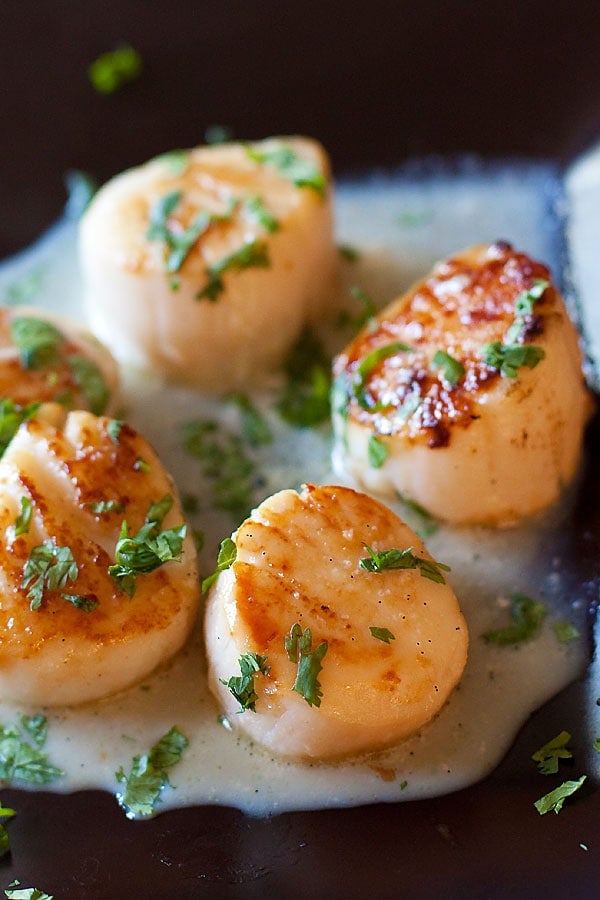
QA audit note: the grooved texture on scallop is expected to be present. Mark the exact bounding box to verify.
[205,484,468,760]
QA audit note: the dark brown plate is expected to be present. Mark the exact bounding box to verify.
[0,3,599,897]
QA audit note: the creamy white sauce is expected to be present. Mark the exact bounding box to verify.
[0,162,590,816]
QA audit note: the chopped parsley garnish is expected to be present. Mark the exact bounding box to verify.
[4,266,45,306]
[0,801,15,859]
[396,492,438,539]
[196,239,270,301]
[0,400,40,457]
[482,592,546,645]
[201,536,237,592]
[154,148,189,176]
[552,620,581,643]
[222,652,270,712]
[134,456,151,473]
[4,881,53,900]
[246,144,326,196]
[505,279,549,344]
[147,190,212,274]
[534,775,586,815]
[10,317,63,370]
[360,545,450,585]
[181,419,256,519]
[432,349,465,386]
[0,716,63,785]
[109,497,186,597]
[368,433,389,468]
[21,542,78,611]
[68,354,110,415]
[277,328,331,428]
[60,593,99,613]
[481,342,545,378]
[244,195,280,233]
[344,285,377,331]
[88,45,143,94]
[285,624,328,707]
[227,393,272,446]
[116,726,188,818]
[107,419,124,444]
[593,738,600,754]
[369,626,395,644]
[353,341,412,410]
[338,243,359,262]
[14,496,33,536]
[205,124,233,145]
[532,731,573,775]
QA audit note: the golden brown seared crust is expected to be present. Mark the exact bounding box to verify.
[333,241,557,448]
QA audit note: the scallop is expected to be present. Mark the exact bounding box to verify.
[332,241,592,526]
[204,483,468,760]
[0,407,199,706]
[79,136,339,391]
[0,305,118,414]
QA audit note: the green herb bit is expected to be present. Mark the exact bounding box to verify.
[0,801,15,859]
[339,285,377,332]
[116,726,188,819]
[534,775,586,815]
[181,419,256,518]
[84,499,125,515]
[285,624,328,707]
[10,317,64,370]
[397,210,432,227]
[147,190,213,274]
[145,493,173,527]
[246,144,326,196]
[107,419,124,444]
[88,45,142,94]
[368,433,389,468]
[552,620,581,644]
[222,652,270,712]
[244,195,280,233]
[532,731,573,775]
[134,457,151,472]
[67,354,110,415]
[360,545,450,585]
[5,266,45,306]
[338,243,359,262]
[61,593,99,613]
[593,738,600,754]
[22,542,78,611]
[4,881,53,900]
[227,393,272,446]
[353,341,413,410]
[202,536,237,592]
[482,592,546,645]
[432,349,465,386]
[154,148,189,176]
[109,502,186,598]
[196,239,270,302]
[481,342,545,378]
[0,717,63,785]
[276,327,332,428]
[14,496,33,536]
[205,124,233,145]
[369,626,395,644]
[396,492,438,538]
[505,279,549,343]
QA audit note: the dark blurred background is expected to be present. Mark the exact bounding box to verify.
[1,0,600,255]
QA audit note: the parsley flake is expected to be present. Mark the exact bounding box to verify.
[10,317,63,370]
[244,195,280,233]
[0,801,15,859]
[222,652,270,712]
[505,279,549,343]
[246,143,326,196]
[227,393,272,446]
[14,497,33,536]
[116,726,188,818]
[277,328,331,428]
[534,775,586,815]
[4,881,53,900]
[61,593,99,613]
[396,492,438,539]
[482,592,546,645]
[369,626,395,644]
[353,341,413,410]
[67,354,110,415]
[481,341,545,378]
[285,624,328,707]
[532,731,573,775]
[84,499,125,515]
[21,542,78,611]
[88,45,143,94]
[552,620,581,643]
[147,191,216,274]
[368,434,389,468]
[0,716,63,785]
[182,419,257,518]
[360,545,450,584]
[432,349,465,386]
[0,400,40,457]
[4,266,45,307]
[202,536,237,592]
[196,239,270,302]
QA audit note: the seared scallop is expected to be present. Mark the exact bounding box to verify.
[332,241,591,526]
[204,483,468,760]
[79,136,339,391]
[0,306,118,415]
[0,407,198,706]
